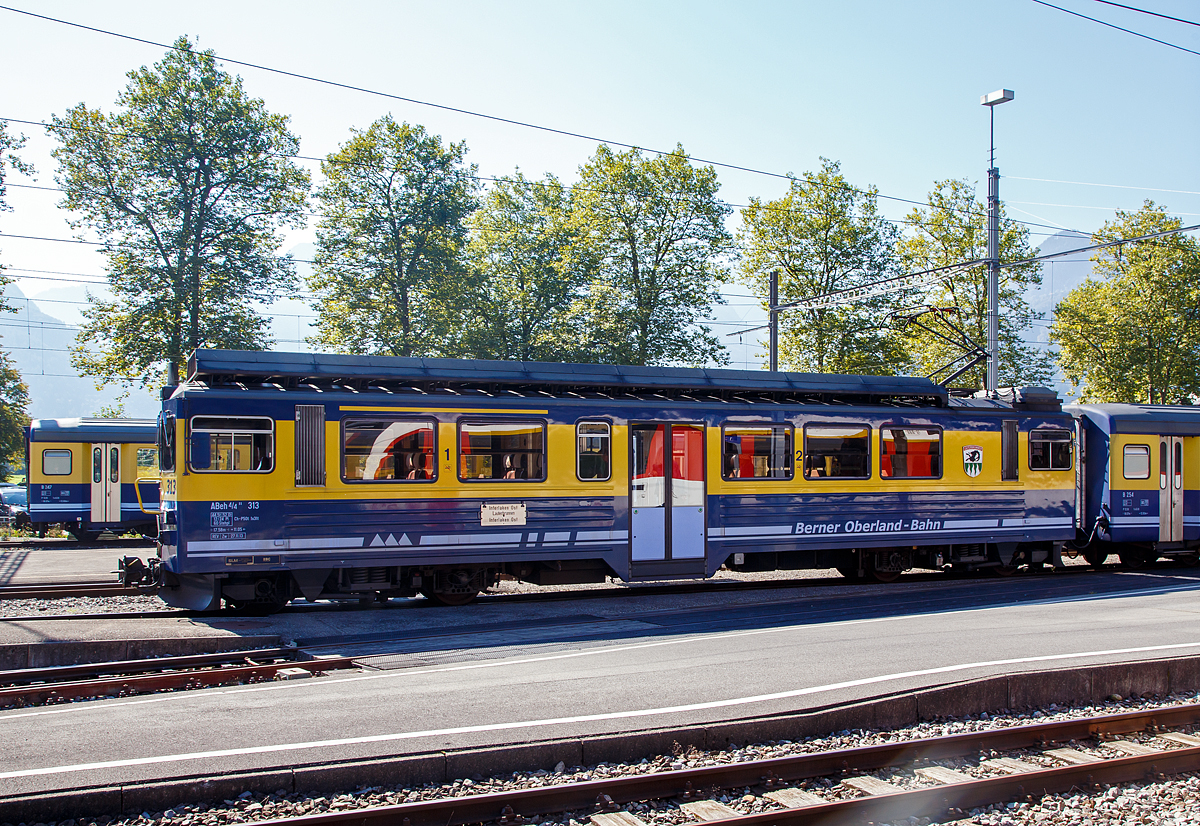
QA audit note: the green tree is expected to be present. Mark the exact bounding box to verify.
[1052,203,1200,403]
[739,158,905,374]
[0,122,31,472]
[460,173,589,361]
[568,144,732,367]
[309,116,478,357]
[49,37,310,387]
[897,179,1051,388]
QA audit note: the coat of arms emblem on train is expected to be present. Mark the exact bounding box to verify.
[963,445,983,478]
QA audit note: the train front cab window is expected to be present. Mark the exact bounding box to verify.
[803,424,870,479]
[1029,428,1072,471]
[722,424,792,479]
[343,418,436,482]
[880,427,942,478]
[42,449,72,476]
[158,412,175,472]
[188,416,274,472]
[459,421,546,481]
[577,421,611,481]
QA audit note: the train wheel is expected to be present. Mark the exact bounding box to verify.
[865,550,907,583]
[421,588,480,606]
[1119,549,1149,569]
[990,563,1019,577]
[1083,547,1109,568]
[68,528,101,543]
[1177,554,1200,568]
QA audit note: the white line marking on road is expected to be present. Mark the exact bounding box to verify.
[4,640,1200,780]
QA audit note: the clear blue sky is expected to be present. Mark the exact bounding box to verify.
[0,0,1197,405]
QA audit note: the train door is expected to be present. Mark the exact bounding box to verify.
[1160,436,1184,543]
[630,423,706,577]
[89,443,121,523]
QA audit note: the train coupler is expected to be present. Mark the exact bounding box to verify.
[119,555,159,589]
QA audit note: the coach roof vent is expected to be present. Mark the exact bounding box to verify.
[999,387,1062,412]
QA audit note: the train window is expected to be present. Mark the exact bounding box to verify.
[803,424,870,479]
[342,418,436,482]
[880,427,942,479]
[136,448,159,479]
[43,449,72,476]
[1001,420,1019,481]
[459,421,546,482]
[93,447,102,484]
[1123,445,1150,479]
[1029,429,1072,471]
[188,416,274,473]
[158,412,175,472]
[722,424,793,479]
[576,422,611,481]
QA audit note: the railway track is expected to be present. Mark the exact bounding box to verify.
[0,580,149,600]
[240,704,1200,826]
[0,647,356,708]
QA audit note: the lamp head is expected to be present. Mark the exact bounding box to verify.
[981,89,1015,107]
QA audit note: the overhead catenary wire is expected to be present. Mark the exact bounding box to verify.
[724,222,1200,334]
[1090,0,1200,27]
[1006,176,1200,197]
[1030,0,1200,56]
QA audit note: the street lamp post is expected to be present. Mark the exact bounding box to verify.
[980,88,1014,396]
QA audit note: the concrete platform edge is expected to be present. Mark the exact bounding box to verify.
[0,635,282,670]
[3,653,1199,822]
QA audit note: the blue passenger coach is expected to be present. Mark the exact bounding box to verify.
[1068,404,1200,567]
[152,350,1078,611]
[26,417,161,540]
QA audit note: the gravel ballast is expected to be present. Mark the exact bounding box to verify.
[8,690,1200,826]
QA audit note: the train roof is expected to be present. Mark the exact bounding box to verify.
[28,417,158,443]
[1067,403,1200,435]
[185,349,952,406]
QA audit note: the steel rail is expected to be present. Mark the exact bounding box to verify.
[0,581,147,600]
[243,704,1200,826]
[0,655,357,707]
[0,646,295,686]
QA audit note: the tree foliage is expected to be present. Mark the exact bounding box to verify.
[49,37,310,387]
[460,173,588,361]
[567,145,732,367]
[0,123,30,472]
[897,179,1052,388]
[1052,203,1200,403]
[739,159,904,374]
[309,116,478,357]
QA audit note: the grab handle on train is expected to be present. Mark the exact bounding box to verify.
[134,476,162,515]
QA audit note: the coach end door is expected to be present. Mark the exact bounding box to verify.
[630,423,706,577]
[89,443,121,524]
[1160,437,1184,543]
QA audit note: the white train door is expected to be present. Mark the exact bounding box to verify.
[89,443,122,523]
[1160,436,1184,543]
[630,423,706,575]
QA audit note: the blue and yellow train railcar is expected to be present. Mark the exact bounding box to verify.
[26,417,161,540]
[151,350,1078,612]
[1068,404,1200,567]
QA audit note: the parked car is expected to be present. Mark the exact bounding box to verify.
[0,485,31,530]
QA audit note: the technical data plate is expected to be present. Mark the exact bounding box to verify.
[345,620,665,671]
